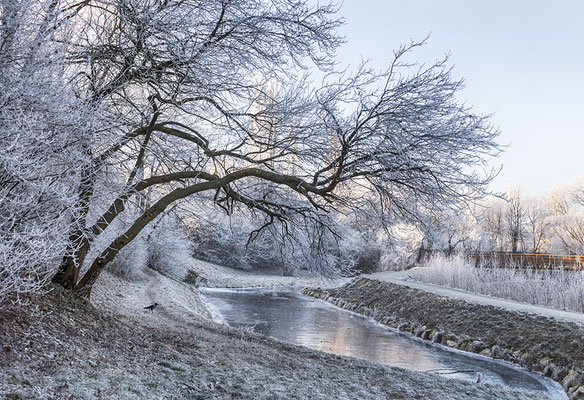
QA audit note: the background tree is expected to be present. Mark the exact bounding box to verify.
[547,182,584,254]
[546,187,571,216]
[505,187,525,252]
[524,196,550,253]
[477,198,506,252]
[420,206,480,256]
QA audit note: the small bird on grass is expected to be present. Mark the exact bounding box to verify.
[144,303,160,312]
[476,372,482,384]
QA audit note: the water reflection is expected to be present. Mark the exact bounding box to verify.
[200,287,565,398]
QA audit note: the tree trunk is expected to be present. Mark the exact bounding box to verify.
[416,244,425,264]
[74,234,130,297]
[70,167,346,296]
[52,231,90,289]
[71,168,256,295]
[53,148,95,289]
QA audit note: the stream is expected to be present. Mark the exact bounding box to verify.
[200,287,565,399]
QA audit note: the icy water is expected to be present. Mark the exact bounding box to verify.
[200,287,566,399]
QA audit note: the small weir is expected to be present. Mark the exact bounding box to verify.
[200,287,566,399]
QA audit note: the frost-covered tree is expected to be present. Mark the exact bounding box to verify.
[547,183,584,254]
[524,196,550,253]
[546,187,571,216]
[478,198,506,251]
[419,206,479,256]
[27,0,503,297]
[0,0,97,306]
[505,187,525,252]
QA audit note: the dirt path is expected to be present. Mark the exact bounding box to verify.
[365,268,584,325]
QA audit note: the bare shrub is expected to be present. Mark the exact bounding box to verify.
[421,253,584,312]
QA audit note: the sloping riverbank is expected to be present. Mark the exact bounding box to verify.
[188,258,349,289]
[303,278,584,399]
[0,266,554,399]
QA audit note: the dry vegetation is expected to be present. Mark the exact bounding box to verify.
[421,254,584,313]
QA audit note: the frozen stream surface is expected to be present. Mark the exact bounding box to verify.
[200,287,566,399]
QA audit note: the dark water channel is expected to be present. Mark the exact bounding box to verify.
[200,287,565,399]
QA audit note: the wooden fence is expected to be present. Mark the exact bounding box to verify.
[418,248,584,270]
[469,252,584,270]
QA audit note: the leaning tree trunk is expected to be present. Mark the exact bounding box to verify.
[53,131,148,291]
[52,159,95,289]
[73,187,199,296]
[71,167,332,297]
[73,203,166,297]
[52,232,90,289]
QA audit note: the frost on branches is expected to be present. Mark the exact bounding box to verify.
[1,0,500,301]
[0,0,98,306]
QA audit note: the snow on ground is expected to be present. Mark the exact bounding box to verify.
[92,257,348,329]
[1,291,553,400]
[190,258,350,289]
[92,268,211,325]
[365,268,584,325]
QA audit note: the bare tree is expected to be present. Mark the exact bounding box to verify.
[13,0,502,297]
[505,187,525,252]
[570,178,584,208]
[524,196,550,253]
[548,182,584,254]
[546,186,571,216]
[478,198,506,251]
[419,207,478,256]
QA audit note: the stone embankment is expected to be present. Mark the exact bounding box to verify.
[303,277,584,399]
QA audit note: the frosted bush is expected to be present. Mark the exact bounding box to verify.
[422,253,584,312]
[0,229,65,307]
[0,0,97,307]
[190,213,254,270]
[147,217,193,280]
[107,235,148,281]
[189,207,392,276]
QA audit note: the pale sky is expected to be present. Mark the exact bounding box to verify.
[332,0,584,195]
